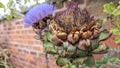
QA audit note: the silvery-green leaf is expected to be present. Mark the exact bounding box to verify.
[73,57,87,64]
[56,57,69,67]
[91,39,99,50]
[99,29,109,41]
[85,55,95,67]
[76,49,87,57]
[45,31,52,41]
[92,44,109,54]
[43,41,56,54]
[67,44,76,54]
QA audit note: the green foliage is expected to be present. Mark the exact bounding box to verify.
[73,57,87,64]
[56,57,69,67]
[98,29,109,41]
[115,36,120,44]
[0,0,42,21]
[0,2,5,8]
[95,56,120,68]
[103,2,120,44]
[113,6,120,16]
[85,55,95,67]
[7,0,14,7]
[103,2,115,14]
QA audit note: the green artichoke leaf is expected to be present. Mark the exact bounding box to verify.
[45,31,52,41]
[55,46,64,51]
[63,42,69,50]
[85,55,95,67]
[98,29,109,41]
[56,57,69,67]
[92,44,109,54]
[73,57,87,64]
[91,39,99,50]
[70,64,79,68]
[67,44,76,54]
[76,49,87,57]
[43,41,57,54]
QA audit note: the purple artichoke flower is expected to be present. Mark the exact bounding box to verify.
[24,4,55,26]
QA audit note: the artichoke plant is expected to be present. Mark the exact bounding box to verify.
[33,3,110,68]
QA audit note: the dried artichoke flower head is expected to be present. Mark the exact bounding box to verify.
[54,4,94,33]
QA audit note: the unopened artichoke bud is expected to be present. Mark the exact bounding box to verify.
[51,35,63,46]
[92,29,100,39]
[78,40,86,50]
[67,33,79,45]
[57,32,67,41]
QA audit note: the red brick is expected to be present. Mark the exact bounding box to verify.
[33,46,42,51]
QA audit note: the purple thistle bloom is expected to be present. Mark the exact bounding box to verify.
[24,4,55,26]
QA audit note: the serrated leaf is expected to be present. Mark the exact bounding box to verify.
[113,6,120,16]
[99,29,109,41]
[85,55,95,67]
[103,2,115,14]
[56,57,69,67]
[115,36,120,44]
[7,0,14,7]
[110,27,120,35]
[0,2,5,8]
[73,57,87,64]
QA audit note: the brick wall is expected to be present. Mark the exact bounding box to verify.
[0,0,120,68]
[0,19,58,68]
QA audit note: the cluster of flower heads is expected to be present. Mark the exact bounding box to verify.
[32,2,109,67]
